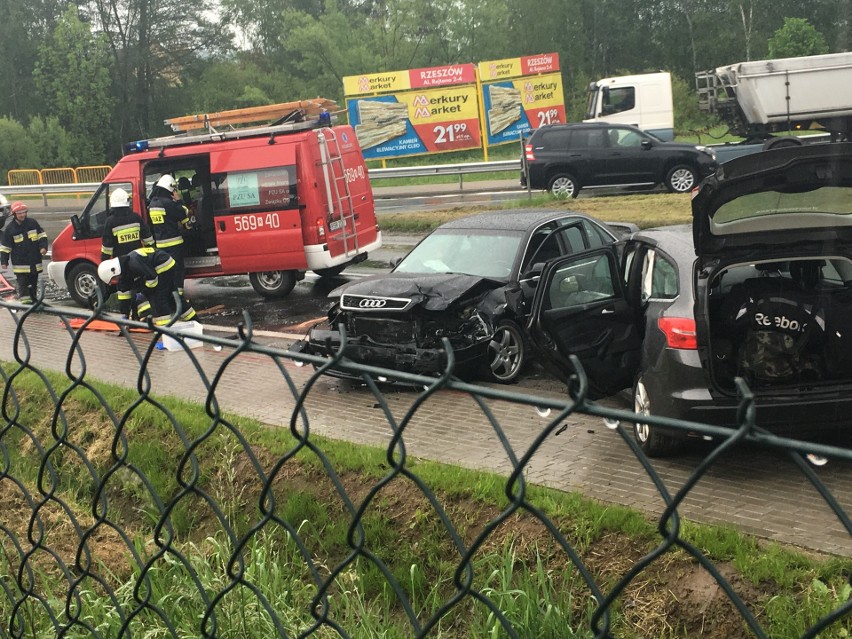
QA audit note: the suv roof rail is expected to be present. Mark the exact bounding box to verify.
[124,99,340,154]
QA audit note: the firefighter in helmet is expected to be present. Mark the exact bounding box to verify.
[0,201,48,304]
[97,246,196,326]
[101,188,156,318]
[148,174,192,296]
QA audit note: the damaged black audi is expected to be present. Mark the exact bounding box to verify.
[293,209,634,383]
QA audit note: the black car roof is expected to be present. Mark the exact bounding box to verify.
[436,209,591,232]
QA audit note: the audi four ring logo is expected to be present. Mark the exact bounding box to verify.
[359,298,387,308]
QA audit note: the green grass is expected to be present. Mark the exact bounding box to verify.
[377,191,695,234]
[1,368,850,638]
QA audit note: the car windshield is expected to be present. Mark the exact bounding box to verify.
[394,228,524,279]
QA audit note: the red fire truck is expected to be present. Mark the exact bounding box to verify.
[48,100,382,306]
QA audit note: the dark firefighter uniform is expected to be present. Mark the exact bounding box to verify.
[113,247,196,326]
[148,192,191,293]
[101,205,155,318]
[0,211,48,304]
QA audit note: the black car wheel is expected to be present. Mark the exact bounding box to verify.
[249,270,297,298]
[68,262,105,307]
[547,173,579,199]
[485,320,526,383]
[314,265,347,277]
[665,165,697,193]
[632,376,680,457]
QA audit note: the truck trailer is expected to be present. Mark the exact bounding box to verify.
[695,51,852,160]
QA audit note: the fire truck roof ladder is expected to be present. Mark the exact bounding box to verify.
[128,99,340,152]
[165,99,339,132]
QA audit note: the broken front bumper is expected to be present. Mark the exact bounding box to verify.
[295,327,486,379]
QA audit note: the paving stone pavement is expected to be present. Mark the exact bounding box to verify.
[2,310,851,556]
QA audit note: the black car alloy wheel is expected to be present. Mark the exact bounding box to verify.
[486,320,526,383]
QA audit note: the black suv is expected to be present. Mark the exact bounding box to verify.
[521,123,718,198]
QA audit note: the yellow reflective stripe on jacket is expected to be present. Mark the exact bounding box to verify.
[13,264,43,274]
[156,236,184,247]
[149,207,166,225]
[155,255,176,273]
[114,224,141,244]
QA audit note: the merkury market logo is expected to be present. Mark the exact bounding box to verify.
[524,79,558,103]
[359,75,397,92]
[412,94,469,118]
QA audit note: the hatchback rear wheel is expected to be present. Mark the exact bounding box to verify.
[485,320,526,383]
[548,173,579,199]
[633,376,680,456]
[665,165,697,193]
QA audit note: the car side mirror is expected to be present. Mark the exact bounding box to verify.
[70,214,84,238]
[520,262,546,284]
[641,139,653,150]
[389,257,402,269]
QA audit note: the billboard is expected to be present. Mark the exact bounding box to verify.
[344,63,477,95]
[346,85,481,160]
[478,54,566,146]
[343,54,565,158]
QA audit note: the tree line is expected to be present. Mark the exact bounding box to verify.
[0,0,847,182]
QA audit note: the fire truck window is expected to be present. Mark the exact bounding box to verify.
[211,166,298,215]
[83,182,134,238]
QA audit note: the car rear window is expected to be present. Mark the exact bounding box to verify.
[711,185,852,232]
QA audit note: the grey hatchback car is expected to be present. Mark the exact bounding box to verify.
[529,143,852,455]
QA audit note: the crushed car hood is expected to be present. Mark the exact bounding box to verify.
[330,272,503,312]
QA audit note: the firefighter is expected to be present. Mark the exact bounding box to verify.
[100,188,156,319]
[148,174,191,296]
[97,246,196,326]
[0,201,48,304]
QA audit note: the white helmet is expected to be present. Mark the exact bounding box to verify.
[109,188,130,208]
[156,174,176,191]
[98,258,122,284]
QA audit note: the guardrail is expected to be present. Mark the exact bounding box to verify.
[1,160,523,205]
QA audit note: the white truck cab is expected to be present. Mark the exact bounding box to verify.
[583,72,674,141]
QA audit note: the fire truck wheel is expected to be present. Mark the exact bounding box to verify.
[249,270,297,298]
[314,265,346,278]
[68,262,106,307]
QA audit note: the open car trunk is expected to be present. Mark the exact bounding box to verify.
[692,143,852,395]
[705,257,852,393]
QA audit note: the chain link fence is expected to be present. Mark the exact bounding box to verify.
[0,291,851,638]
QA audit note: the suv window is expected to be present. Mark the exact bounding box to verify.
[539,129,571,149]
[608,127,645,148]
[569,128,605,149]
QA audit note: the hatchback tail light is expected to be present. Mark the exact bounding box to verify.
[316,218,325,239]
[525,144,535,161]
[658,317,697,350]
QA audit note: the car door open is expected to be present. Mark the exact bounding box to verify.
[529,247,641,395]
